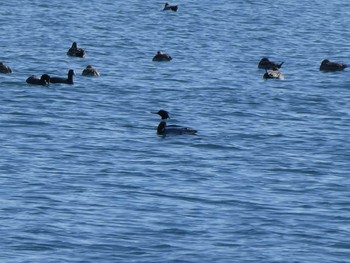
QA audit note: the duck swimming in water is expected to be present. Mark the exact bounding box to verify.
[50,69,75,84]
[67,42,86,57]
[263,67,284,80]
[152,51,172,62]
[0,62,12,73]
[153,109,197,136]
[258,57,284,70]
[163,3,178,12]
[82,65,100,77]
[319,59,347,71]
[26,74,50,86]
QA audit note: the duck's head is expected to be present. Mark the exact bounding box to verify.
[68,69,75,76]
[72,42,77,48]
[260,57,270,62]
[321,59,330,65]
[153,109,170,120]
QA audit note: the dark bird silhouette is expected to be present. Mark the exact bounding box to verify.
[153,109,197,136]
[152,51,172,62]
[258,57,284,70]
[50,69,75,84]
[0,62,12,73]
[163,3,178,12]
[319,59,347,71]
[26,74,50,85]
[82,65,100,77]
[67,42,86,57]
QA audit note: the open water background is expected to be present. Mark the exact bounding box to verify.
[0,0,349,262]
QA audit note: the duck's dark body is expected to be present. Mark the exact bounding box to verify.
[82,65,100,77]
[163,3,178,12]
[50,69,75,84]
[67,42,86,58]
[0,62,12,73]
[320,59,347,71]
[157,121,197,135]
[153,109,197,136]
[258,57,284,70]
[152,51,172,62]
[26,74,50,85]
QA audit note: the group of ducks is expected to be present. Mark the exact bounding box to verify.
[2,3,348,136]
[0,42,100,86]
[156,56,349,135]
[27,42,100,85]
[0,3,186,137]
[151,56,348,135]
[259,57,348,80]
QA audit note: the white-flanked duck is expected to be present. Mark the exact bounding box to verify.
[258,57,284,70]
[153,109,197,136]
[152,51,172,62]
[263,68,284,80]
[82,65,100,77]
[320,59,347,71]
[0,62,12,73]
[67,42,86,57]
[163,3,178,12]
[50,69,75,84]
[26,74,50,86]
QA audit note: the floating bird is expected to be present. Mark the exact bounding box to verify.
[67,42,86,57]
[258,57,284,70]
[319,59,347,71]
[26,74,50,85]
[163,3,178,12]
[0,62,12,73]
[82,65,100,77]
[153,109,197,136]
[152,51,172,62]
[50,69,75,84]
[263,68,284,80]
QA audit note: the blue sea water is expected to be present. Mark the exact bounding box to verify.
[1,0,350,262]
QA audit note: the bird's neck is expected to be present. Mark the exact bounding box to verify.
[157,121,166,134]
